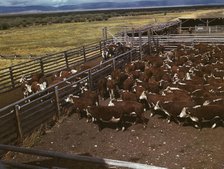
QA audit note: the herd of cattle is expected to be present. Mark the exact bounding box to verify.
[19,69,78,98]
[19,42,224,131]
[19,42,131,98]
[101,42,131,60]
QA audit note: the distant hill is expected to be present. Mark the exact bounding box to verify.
[0,0,224,14]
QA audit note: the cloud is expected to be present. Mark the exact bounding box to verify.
[0,0,69,6]
[0,0,139,6]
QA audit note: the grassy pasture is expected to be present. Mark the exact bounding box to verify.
[0,8,223,69]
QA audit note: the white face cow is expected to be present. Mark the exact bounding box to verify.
[65,94,79,103]
[179,107,188,118]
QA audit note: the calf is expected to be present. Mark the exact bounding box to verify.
[86,106,125,131]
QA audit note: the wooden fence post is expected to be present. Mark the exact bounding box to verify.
[14,105,23,141]
[83,46,86,62]
[148,29,152,55]
[112,58,116,70]
[102,27,105,40]
[131,28,135,48]
[9,66,15,89]
[104,27,108,41]
[88,70,93,90]
[130,50,133,62]
[39,58,44,75]
[99,41,102,56]
[156,36,159,55]
[54,86,61,120]
[139,30,142,60]
[64,52,69,68]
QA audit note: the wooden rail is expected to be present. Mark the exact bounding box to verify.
[0,49,139,146]
[0,144,166,169]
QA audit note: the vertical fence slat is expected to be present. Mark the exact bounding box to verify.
[54,86,61,120]
[112,58,116,70]
[39,58,44,74]
[105,27,108,41]
[139,30,142,60]
[83,46,86,62]
[9,66,15,88]
[15,105,23,141]
[88,70,93,90]
[131,28,135,48]
[148,29,152,55]
[99,41,102,56]
[64,52,69,68]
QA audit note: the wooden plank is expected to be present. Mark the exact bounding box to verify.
[1,161,49,169]
[12,65,40,74]
[14,105,23,141]
[83,46,86,62]
[0,145,167,169]
[22,108,56,135]
[0,133,17,145]
[54,86,61,119]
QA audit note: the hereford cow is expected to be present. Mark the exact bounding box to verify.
[179,105,224,129]
[86,106,126,131]
[97,78,109,100]
[65,94,98,119]
[108,100,147,128]
[20,73,48,98]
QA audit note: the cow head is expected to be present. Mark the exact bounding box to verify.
[108,100,115,106]
[19,75,27,83]
[139,91,147,100]
[71,69,78,74]
[179,107,189,118]
[65,94,78,103]
[25,84,32,93]
[154,101,161,111]
[39,82,47,91]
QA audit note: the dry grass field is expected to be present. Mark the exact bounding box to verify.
[0,8,224,69]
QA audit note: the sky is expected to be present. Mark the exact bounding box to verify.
[0,0,222,7]
[0,0,137,6]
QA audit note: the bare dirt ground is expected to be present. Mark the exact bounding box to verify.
[9,98,224,169]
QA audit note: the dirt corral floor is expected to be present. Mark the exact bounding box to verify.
[10,101,224,169]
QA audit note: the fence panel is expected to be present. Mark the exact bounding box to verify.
[19,92,57,135]
[0,110,18,145]
[0,40,110,94]
[0,47,138,147]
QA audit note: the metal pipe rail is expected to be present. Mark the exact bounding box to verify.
[0,144,166,169]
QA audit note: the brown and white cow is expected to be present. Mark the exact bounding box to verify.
[86,105,126,131]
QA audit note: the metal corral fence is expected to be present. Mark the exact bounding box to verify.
[0,49,139,146]
[0,40,113,94]
[0,144,166,169]
[181,26,224,34]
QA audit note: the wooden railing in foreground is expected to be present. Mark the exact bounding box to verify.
[0,144,167,169]
[0,49,139,146]
[0,40,112,94]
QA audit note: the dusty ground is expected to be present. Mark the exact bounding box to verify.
[8,99,224,169]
